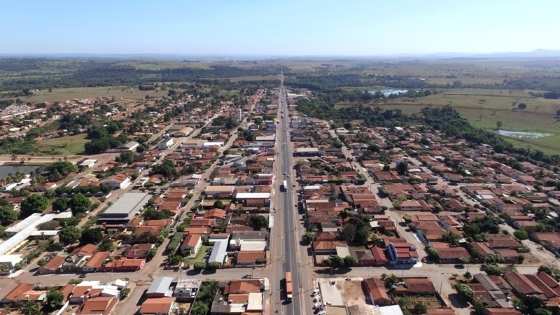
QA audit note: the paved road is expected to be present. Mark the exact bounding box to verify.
[276,76,305,315]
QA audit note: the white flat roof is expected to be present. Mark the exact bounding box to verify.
[247,292,263,311]
[235,192,270,199]
[0,254,23,265]
[374,305,404,315]
[208,239,228,264]
[5,213,42,233]
[0,212,71,256]
[295,147,319,153]
[240,240,267,252]
[203,142,224,147]
[101,192,151,217]
[303,185,321,190]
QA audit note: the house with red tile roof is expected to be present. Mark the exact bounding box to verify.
[78,296,117,315]
[362,278,391,305]
[179,233,202,257]
[140,297,174,315]
[38,255,65,274]
[103,258,145,272]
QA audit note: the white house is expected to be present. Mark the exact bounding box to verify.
[101,174,131,190]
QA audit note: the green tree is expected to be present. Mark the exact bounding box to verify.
[426,247,440,263]
[152,159,178,179]
[22,301,41,315]
[248,215,268,231]
[496,120,503,130]
[45,289,64,311]
[473,301,488,315]
[213,200,225,209]
[205,262,221,272]
[412,303,427,315]
[168,255,182,266]
[341,215,370,245]
[481,263,503,276]
[116,151,137,164]
[80,227,103,244]
[98,239,114,251]
[442,231,461,246]
[343,256,356,268]
[396,160,409,176]
[327,255,343,269]
[514,229,528,240]
[190,303,209,315]
[44,161,77,181]
[454,283,473,302]
[0,202,18,225]
[59,226,81,245]
[143,207,173,220]
[20,194,49,219]
[70,193,91,215]
[52,198,69,212]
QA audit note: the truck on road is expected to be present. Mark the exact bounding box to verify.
[285,271,293,301]
[281,180,288,192]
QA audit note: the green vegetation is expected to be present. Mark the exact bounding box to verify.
[42,161,77,181]
[463,216,500,242]
[20,194,49,219]
[98,239,114,251]
[143,206,173,220]
[190,281,218,315]
[0,137,37,155]
[60,225,81,245]
[248,214,268,231]
[45,289,64,312]
[0,58,282,91]
[36,134,88,155]
[151,159,178,179]
[166,232,183,255]
[84,123,126,154]
[116,151,138,164]
[341,214,370,245]
[184,245,210,267]
[513,229,529,240]
[80,227,103,244]
[53,193,92,216]
[0,198,18,226]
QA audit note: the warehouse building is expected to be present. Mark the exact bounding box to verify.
[97,192,151,224]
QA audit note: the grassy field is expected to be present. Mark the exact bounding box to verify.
[183,245,210,266]
[20,86,166,103]
[35,134,88,155]
[338,88,560,154]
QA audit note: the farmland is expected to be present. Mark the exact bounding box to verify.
[337,88,560,154]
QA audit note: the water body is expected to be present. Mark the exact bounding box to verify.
[496,129,552,140]
[0,165,40,180]
[369,88,409,97]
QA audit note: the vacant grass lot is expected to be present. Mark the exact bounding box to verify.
[35,134,88,155]
[338,88,560,154]
[183,245,210,266]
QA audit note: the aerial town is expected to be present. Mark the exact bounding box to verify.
[0,66,559,315]
[2,2,560,315]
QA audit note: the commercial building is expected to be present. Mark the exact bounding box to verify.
[0,212,72,259]
[97,192,151,224]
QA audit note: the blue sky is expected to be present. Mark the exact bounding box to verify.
[2,0,559,56]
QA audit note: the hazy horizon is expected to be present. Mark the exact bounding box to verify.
[2,0,560,56]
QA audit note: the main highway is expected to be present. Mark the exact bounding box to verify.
[275,74,301,315]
